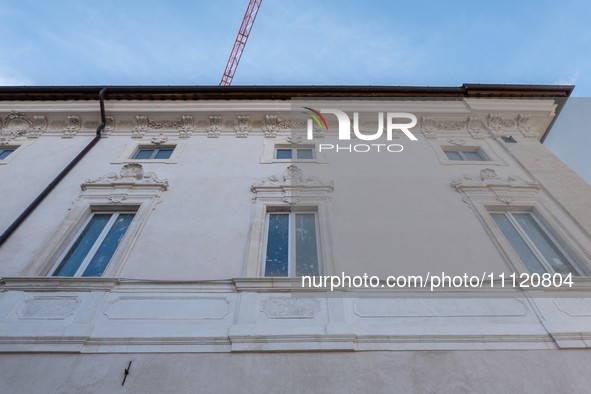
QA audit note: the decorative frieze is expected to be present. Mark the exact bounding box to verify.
[0,110,548,143]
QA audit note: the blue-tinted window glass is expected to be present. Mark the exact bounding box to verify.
[154,149,174,159]
[276,149,292,159]
[444,151,463,161]
[265,214,290,277]
[53,214,112,277]
[0,149,15,160]
[133,149,154,159]
[491,213,547,275]
[296,149,314,160]
[513,214,579,276]
[463,151,485,161]
[295,213,319,276]
[82,214,134,277]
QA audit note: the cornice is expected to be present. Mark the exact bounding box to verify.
[0,84,573,102]
[0,99,559,141]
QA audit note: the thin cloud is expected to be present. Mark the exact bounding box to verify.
[556,70,579,85]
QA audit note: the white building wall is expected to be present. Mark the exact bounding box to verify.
[0,95,589,392]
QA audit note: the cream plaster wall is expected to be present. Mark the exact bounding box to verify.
[2,351,591,394]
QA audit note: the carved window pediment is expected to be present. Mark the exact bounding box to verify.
[451,168,539,205]
[23,164,168,278]
[251,165,334,205]
[82,163,168,191]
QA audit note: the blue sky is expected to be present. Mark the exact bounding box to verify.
[1,0,589,182]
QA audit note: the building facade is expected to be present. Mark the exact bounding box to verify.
[1,85,591,393]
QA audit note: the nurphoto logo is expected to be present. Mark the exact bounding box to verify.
[303,107,418,153]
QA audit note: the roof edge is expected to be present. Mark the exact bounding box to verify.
[0,84,574,101]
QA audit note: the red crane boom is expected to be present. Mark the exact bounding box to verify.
[220,0,263,86]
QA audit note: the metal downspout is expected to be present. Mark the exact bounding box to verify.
[0,88,108,248]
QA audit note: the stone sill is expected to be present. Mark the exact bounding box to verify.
[3,276,591,295]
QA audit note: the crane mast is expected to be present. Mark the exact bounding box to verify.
[220,0,263,86]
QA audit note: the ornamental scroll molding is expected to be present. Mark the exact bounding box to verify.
[1,111,35,143]
[447,138,466,146]
[131,115,194,139]
[516,114,537,138]
[99,116,115,138]
[263,115,278,138]
[451,168,540,205]
[207,115,222,138]
[467,116,486,139]
[178,115,194,139]
[251,165,334,205]
[82,163,169,192]
[132,115,149,138]
[235,115,251,138]
[151,133,169,144]
[420,116,467,139]
[487,113,537,139]
[62,115,81,138]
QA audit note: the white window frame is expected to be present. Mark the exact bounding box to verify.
[0,139,34,165]
[0,147,17,159]
[22,164,168,277]
[491,211,586,276]
[47,211,136,277]
[274,146,316,161]
[260,137,328,164]
[430,139,508,166]
[132,147,175,160]
[245,166,335,277]
[451,169,591,276]
[112,138,187,164]
[444,149,487,161]
[261,210,323,278]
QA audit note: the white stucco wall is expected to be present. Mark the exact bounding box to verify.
[0,96,590,389]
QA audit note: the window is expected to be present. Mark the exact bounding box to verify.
[23,164,168,278]
[133,147,174,160]
[491,212,583,276]
[260,138,328,164]
[444,150,486,161]
[113,140,187,165]
[48,212,136,277]
[430,140,507,166]
[274,146,315,160]
[0,148,16,160]
[246,166,334,277]
[263,211,321,277]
